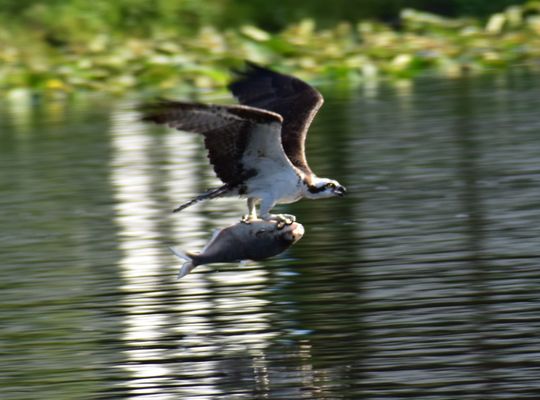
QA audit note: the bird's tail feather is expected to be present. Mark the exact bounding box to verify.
[173,184,231,213]
[169,247,196,279]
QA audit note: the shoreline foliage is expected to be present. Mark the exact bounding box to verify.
[1,2,540,94]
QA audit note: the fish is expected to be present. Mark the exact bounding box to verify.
[170,220,305,278]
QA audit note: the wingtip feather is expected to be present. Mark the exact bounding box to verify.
[228,61,275,89]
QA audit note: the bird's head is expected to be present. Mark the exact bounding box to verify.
[304,177,346,199]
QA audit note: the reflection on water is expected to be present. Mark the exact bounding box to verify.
[110,106,174,395]
[2,71,540,399]
[109,103,280,398]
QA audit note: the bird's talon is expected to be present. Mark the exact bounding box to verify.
[241,214,259,224]
[283,214,296,224]
[266,213,296,226]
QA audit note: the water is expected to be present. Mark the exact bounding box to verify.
[2,71,540,399]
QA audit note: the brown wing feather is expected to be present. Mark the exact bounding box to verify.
[141,100,283,185]
[229,63,323,176]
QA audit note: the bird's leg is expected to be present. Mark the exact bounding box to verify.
[241,198,259,223]
[259,198,296,226]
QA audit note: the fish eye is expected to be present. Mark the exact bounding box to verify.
[325,182,336,189]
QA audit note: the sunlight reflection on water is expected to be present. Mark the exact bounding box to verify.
[110,105,175,395]
[107,103,281,398]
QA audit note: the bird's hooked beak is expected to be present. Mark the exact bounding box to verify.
[333,185,347,197]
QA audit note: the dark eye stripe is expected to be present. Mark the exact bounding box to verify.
[308,184,327,194]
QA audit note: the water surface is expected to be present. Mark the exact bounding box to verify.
[2,71,540,399]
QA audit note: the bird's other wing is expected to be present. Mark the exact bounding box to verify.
[141,100,293,186]
[229,62,324,176]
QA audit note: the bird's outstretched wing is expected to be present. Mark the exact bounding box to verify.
[229,62,324,176]
[141,100,293,186]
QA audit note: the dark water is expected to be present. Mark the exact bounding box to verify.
[2,71,540,399]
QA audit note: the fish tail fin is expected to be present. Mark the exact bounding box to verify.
[173,184,232,213]
[169,247,197,279]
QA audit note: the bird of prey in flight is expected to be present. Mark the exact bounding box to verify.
[142,63,346,222]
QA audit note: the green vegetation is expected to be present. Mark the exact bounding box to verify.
[1,1,540,94]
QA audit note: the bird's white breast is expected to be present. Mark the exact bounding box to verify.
[250,168,302,203]
[241,122,303,204]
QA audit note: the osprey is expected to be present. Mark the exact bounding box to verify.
[142,63,346,222]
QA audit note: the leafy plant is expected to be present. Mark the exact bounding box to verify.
[1,1,539,94]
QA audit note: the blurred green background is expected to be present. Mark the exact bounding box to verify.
[0,0,529,34]
[1,0,539,93]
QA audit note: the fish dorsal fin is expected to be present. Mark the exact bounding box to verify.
[201,229,222,253]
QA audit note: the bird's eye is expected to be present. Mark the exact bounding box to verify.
[325,182,336,189]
